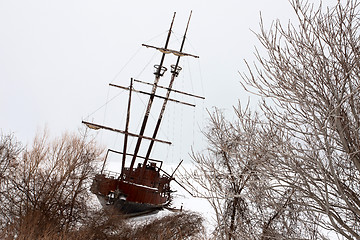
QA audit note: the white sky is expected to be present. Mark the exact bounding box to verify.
[1,0,331,163]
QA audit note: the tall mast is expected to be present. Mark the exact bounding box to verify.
[120,78,133,179]
[143,11,193,167]
[129,12,176,171]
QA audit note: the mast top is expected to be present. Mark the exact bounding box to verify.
[153,12,176,78]
[143,10,199,66]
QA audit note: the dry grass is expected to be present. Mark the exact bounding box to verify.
[127,212,205,240]
[0,209,205,240]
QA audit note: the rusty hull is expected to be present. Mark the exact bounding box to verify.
[91,163,172,213]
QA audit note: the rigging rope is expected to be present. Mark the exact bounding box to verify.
[84,89,125,120]
[111,47,141,83]
[110,30,168,82]
[135,51,158,79]
[102,86,110,125]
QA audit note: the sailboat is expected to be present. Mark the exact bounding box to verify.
[82,12,203,216]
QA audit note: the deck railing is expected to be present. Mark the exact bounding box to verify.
[101,170,121,179]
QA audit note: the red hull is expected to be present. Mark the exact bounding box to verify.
[91,163,172,213]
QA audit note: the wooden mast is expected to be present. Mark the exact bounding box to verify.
[143,11,194,167]
[120,78,133,179]
[129,12,176,171]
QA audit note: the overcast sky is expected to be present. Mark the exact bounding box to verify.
[1,0,329,162]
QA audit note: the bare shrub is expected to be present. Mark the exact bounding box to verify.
[129,212,205,240]
[1,208,204,240]
[62,208,130,240]
[0,130,103,238]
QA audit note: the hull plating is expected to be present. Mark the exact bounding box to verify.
[91,165,172,214]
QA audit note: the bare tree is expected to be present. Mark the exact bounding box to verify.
[0,133,22,187]
[239,0,360,239]
[179,1,360,239]
[0,130,103,238]
[179,106,325,239]
[0,133,22,231]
